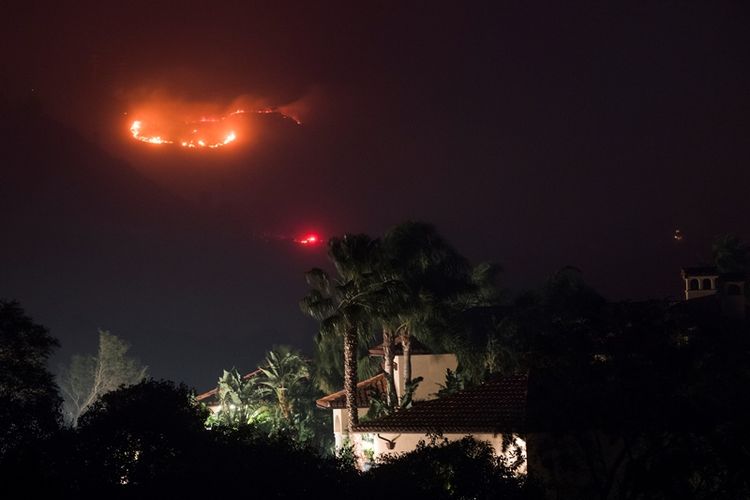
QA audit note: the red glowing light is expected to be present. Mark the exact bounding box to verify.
[295,234,321,245]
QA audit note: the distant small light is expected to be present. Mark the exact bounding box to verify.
[295,233,322,246]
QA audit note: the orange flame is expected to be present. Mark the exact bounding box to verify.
[130,120,173,145]
[128,107,300,150]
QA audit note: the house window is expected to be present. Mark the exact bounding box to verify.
[689,279,699,291]
[702,278,713,290]
[727,284,742,296]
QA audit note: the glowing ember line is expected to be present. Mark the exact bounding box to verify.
[230,108,302,125]
[130,120,173,145]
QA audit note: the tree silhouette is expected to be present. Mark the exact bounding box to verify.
[0,300,61,463]
[59,329,147,426]
[76,379,209,489]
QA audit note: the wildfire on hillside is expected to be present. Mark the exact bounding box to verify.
[128,102,301,150]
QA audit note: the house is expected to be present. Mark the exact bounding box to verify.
[315,336,527,469]
[315,337,457,451]
[315,372,389,450]
[681,266,747,319]
[352,374,528,471]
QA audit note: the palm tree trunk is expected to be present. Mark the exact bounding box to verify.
[343,325,359,432]
[402,329,412,387]
[382,327,397,408]
[278,388,291,421]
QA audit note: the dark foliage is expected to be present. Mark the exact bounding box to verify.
[74,379,210,491]
[1,374,533,500]
[0,300,61,462]
[366,436,538,500]
[498,268,750,499]
[3,379,356,499]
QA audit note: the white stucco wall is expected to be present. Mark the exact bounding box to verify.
[393,353,458,402]
[332,407,370,449]
[328,351,458,459]
[352,431,527,474]
[684,275,719,300]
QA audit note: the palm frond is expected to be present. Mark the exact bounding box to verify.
[299,290,335,320]
[304,268,332,294]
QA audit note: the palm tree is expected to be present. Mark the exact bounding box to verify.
[311,323,381,394]
[213,368,269,427]
[379,325,399,408]
[257,347,309,423]
[303,224,502,425]
[381,222,486,387]
[300,234,384,433]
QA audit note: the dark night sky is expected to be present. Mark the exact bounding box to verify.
[1,2,749,390]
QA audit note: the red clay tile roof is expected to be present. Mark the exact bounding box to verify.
[196,369,262,405]
[316,373,388,409]
[353,374,528,434]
